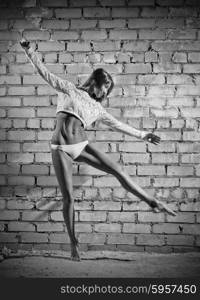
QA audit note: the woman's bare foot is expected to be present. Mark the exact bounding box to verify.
[71,244,81,261]
[149,199,177,216]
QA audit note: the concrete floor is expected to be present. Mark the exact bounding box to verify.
[0,251,200,277]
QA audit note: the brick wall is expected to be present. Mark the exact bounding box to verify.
[0,0,200,253]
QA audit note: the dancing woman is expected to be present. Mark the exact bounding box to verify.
[20,39,176,261]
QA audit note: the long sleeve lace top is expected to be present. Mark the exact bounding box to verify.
[24,47,146,139]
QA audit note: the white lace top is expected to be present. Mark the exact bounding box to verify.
[24,47,146,139]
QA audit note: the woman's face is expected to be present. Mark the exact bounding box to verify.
[93,82,111,101]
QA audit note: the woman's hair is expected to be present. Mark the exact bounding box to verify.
[78,68,114,101]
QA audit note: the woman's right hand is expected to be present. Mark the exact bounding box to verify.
[20,39,30,49]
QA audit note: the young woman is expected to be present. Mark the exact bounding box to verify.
[20,39,176,261]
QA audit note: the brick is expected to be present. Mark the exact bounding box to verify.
[181,108,200,118]
[183,65,200,74]
[0,66,6,74]
[8,176,34,186]
[169,29,196,40]
[128,18,155,29]
[83,7,110,18]
[125,63,151,74]
[153,223,180,234]
[22,165,49,175]
[0,165,20,175]
[0,88,6,96]
[0,76,21,85]
[41,0,68,6]
[74,201,92,211]
[66,63,92,74]
[110,30,137,40]
[70,0,96,6]
[7,153,34,164]
[81,30,107,40]
[79,212,106,222]
[122,154,150,164]
[180,178,200,188]
[138,212,165,222]
[167,75,193,85]
[93,176,120,187]
[8,222,35,232]
[119,142,146,152]
[71,19,97,29]
[181,154,200,163]
[0,142,20,153]
[188,52,200,62]
[181,224,200,235]
[99,19,126,29]
[108,212,136,222]
[9,64,34,74]
[37,222,63,232]
[177,142,200,153]
[38,42,65,51]
[7,200,34,210]
[22,211,48,221]
[93,201,121,211]
[8,130,35,141]
[27,119,41,129]
[94,223,121,233]
[50,212,64,221]
[137,234,165,246]
[0,31,20,41]
[23,31,50,40]
[153,131,181,141]
[183,132,200,141]
[49,233,70,243]
[21,232,48,243]
[37,86,56,96]
[180,202,200,212]
[156,18,184,28]
[8,87,35,96]
[167,166,193,176]
[167,212,195,223]
[0,233,18,243]
[67,42,91,52]
[166,235,194,245]
[93,41,120,51]
[75,223,92,233]
[23,96,50,106]
[107,233,136,245]
[38,131,53,140]
[169,7,197,17]
[172,52,187,63]
[78,233,106,244]
[55,8,82,18]
[138,165,165,176]
[0,210,19,221]
[153,63,181,74]
[154,177,179,187]
[8,108,35,118]
[123,224,151,233]
[151,108,178,118]
[52,31,79,40]
[0,109,6,118]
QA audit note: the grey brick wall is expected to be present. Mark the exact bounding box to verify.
[0,0,200,252]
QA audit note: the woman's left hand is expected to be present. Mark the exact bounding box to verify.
[142,133,161,145]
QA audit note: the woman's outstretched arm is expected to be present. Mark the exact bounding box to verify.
[20,39,75,94]
[101,109,160,144]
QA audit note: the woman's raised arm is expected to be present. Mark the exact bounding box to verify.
[20,39,75,94]
[101,109,160,144]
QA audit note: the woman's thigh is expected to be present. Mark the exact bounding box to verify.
[75,143,122,175]
[51,148,73,199]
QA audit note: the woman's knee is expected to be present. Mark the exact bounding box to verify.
[63,192,74,207]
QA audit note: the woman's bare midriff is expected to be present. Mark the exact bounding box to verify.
[51,112,88,145]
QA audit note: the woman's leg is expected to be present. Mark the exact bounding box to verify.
[75,144,176,216]
[51,148,80,261]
